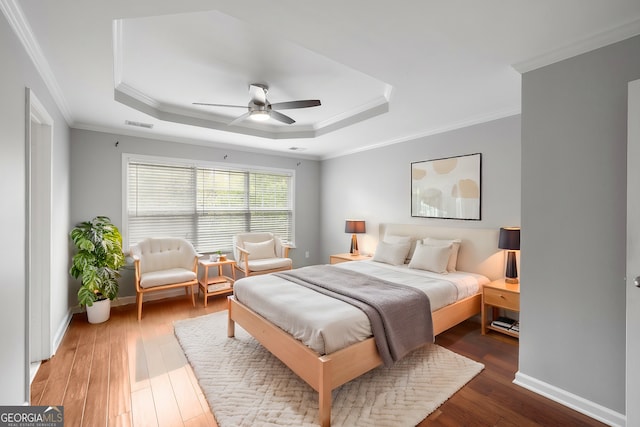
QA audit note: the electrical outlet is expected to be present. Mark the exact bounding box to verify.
[305,251,310,258]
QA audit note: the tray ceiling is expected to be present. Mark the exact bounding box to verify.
[6,0,640,159]
[114,10,392,139]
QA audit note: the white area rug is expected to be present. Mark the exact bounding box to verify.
[174,311,483,427]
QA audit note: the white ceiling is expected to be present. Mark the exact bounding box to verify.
[6,0,640,159]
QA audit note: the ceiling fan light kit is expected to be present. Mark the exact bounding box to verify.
[194,83,321,126]
[250,110,270,121]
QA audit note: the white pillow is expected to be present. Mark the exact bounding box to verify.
[244,239,276,260]
[408,242,451,274]
[383,235,413,263]
[372,241,411,266]
[422,237,462,272]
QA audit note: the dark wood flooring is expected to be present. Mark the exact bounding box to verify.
[31,294,605,426]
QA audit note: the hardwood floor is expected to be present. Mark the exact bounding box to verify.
[31,294,605,427]
[428,324,604,427]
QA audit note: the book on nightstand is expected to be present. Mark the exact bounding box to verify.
[491,316,517,330]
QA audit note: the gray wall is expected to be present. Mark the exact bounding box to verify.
[7,4,634,418]
[70,129,322,298]
[0,14,71,404]
[320,115,521,259]
[520,35,640,414]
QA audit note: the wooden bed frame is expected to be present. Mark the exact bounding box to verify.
[227,224,502,426]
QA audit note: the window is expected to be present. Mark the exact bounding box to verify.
[124,155,294,253]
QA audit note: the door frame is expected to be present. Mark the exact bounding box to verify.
[25,88,54,396]
[626,79,640,426]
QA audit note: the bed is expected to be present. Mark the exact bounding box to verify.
[227,224,502,426]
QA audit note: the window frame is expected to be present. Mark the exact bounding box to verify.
[121,153,296,253]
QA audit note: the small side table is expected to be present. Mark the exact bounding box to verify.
[329,253,371,264]
[481,279,520,338]
[198,258,236,307]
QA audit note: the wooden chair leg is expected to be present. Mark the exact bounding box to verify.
[190,284,195,307]
[227,299,235,337]
[137,292,143,321]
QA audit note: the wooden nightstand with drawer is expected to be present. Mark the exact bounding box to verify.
[481,279,520,338]
[329,253,371,264]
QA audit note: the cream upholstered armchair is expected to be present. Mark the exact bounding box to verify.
[233,232,293,277]
[130,237,198,320]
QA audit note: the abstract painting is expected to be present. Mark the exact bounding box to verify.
[411,153,481,220]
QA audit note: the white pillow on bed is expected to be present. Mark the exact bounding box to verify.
[422,237,461,272]
[372,241,411,266]
[382,234,413,263]
[408,242,451,274]
[244,239,276,260]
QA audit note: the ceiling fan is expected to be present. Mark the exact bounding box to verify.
[193,83,321,126]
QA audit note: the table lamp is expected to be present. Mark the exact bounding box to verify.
[499,227,520,284]
[345,220,366,256]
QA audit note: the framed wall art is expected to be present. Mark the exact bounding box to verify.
[411,153,481,220]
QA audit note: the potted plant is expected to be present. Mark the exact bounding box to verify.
[69,216,125,324]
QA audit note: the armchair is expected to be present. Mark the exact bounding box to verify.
[233,232,293,277]
[131,237,198,320]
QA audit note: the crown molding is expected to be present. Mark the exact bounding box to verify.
[513,17,640,74]
[114,81,389,140]
[71,121,321,161]
[0,0,73,124]
[112,19,124,87]
[314,84,392,130]
[322,107,521,160]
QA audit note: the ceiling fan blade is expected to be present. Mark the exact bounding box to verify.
[193,102,247,109]
[228,111,252,126]
[270,110,296,125]
[270,100,321,110]
[249,84,267,106]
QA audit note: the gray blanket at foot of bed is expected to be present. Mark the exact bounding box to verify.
[276,264,433,366]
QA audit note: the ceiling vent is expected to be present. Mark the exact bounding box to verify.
[125,120,154,129]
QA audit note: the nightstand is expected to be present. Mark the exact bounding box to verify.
[198,258,236,307]
[329,253,371,264]
[481,279,520,338]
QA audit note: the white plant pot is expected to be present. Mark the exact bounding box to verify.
[87,298,111,324]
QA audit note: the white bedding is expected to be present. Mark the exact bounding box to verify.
[232,260,489,355]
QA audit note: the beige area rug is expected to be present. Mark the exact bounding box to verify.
[174,311,483,427]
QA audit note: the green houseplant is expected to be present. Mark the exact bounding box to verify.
[70,216,125,316]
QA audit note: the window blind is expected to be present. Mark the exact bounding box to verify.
[126,158,293,253]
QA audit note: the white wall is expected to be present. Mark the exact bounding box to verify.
[520,35,640,419]
[320,115,521,259]
[0,13,70,404]
[70,129,322,299]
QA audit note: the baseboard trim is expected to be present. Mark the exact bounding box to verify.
[30,309,73,384]
[513,371,625,427]
[29,361,41,384]
[71,288,194,314]
[113,288,193,307]
[52,309,72,354]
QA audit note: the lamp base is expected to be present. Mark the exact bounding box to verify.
[504,250,518,285]
[349,234,359,256]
